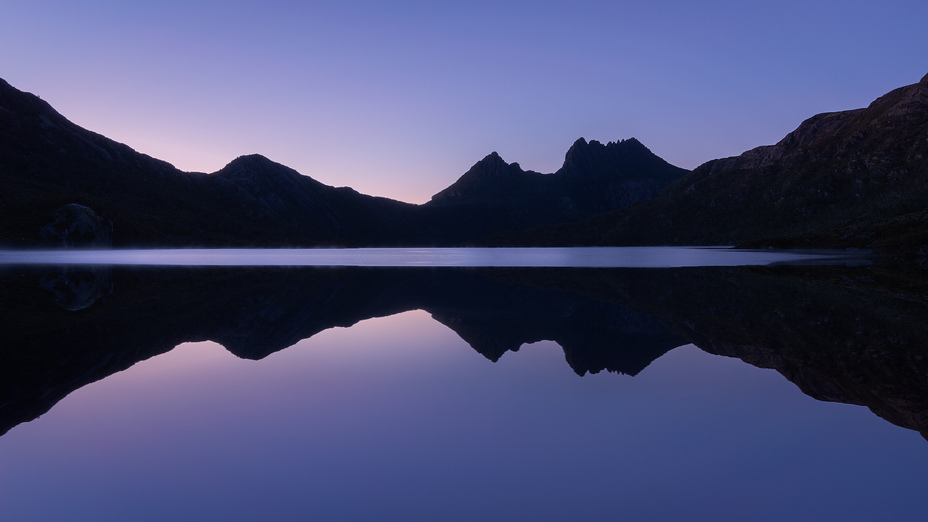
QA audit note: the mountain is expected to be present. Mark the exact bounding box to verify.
[207,154,426,246]
[0,78,424,246]
[422,138,687,243]
[503,73,928,254]
[6,72,926,250]
[0,77,686,247]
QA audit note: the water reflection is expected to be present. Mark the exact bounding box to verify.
[38,265,113,311]
[2,261,928,442]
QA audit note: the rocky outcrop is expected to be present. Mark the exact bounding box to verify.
[39,203,112,247]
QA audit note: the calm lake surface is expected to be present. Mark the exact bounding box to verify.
[2,248,926,521]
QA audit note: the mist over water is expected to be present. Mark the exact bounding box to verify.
[0,246,870,267]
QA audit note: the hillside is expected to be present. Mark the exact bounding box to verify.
[0,77,686,247]
[504,73,928,254]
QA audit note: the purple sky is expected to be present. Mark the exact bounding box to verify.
[2,0,926,203]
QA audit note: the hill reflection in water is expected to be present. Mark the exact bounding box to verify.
[2,261,928,519]
[3,262,928,438]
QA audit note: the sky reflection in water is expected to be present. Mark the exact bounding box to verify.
[1,310,926,522]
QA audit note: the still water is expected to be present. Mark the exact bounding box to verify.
[1,248,926,521]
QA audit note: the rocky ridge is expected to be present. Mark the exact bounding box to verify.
[0,77,687,247]
[500,73,928,254]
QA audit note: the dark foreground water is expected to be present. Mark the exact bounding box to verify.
[1,248,926,521]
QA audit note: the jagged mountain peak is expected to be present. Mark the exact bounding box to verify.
[558,136,685,181]
[564,136,646,158]
[472,150,508,170]
[458,151,524,183]
[428,150,527,203]
[556,73,928,251]
[562,136,650,164]
[427,136,687,213]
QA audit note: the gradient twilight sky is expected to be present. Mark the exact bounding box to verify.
[2,1,926,203]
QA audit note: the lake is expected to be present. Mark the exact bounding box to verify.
[1,247,927,521]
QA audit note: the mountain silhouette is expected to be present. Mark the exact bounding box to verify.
[0,77,686,247]
[500,73,928,255]
[423,138,686,243]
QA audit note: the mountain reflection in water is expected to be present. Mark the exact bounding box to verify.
[2,260,928,442]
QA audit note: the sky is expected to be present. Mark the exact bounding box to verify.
[2,0,927,204]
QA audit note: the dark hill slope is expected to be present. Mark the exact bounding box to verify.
[0,78,211,245]
[0,78,422,246]
[207,155,425,246]
[508,74,928,252]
